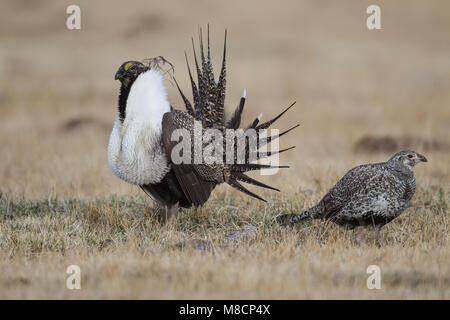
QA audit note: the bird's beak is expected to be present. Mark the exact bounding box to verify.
[114,69,122,80]
[417,153,428,162]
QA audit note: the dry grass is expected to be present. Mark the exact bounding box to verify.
[0,191,448,299]
[0,0,449,299]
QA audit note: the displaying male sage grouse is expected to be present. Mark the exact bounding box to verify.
[277,150,427,231]
[108,29,298,217]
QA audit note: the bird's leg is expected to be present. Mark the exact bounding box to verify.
[355,226,365,245]
[362,225,383,247]
[168,202,181,223]
[161,203,181,224]
[376,226,383,247]
[196,206,207,218]
[354,218,368,246]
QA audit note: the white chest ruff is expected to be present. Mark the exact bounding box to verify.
[107,69,171,185]
[108,119,170,185]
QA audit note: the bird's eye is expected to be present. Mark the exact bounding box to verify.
[407,154,413,158]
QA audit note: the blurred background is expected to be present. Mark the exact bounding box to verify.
[0,0,449,199]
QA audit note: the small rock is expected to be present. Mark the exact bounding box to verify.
[225,224,257,243]
[99,239,114,250]
[170,239,213,251]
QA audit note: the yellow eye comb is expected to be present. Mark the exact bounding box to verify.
[124,62,133,71]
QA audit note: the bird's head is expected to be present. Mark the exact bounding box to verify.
[388,150,427,171]
[115,61,149,86]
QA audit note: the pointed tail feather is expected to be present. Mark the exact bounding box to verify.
[191,37,204,120]
[242,103,297,160]
[245,101,295,130]
[206,24,215,87]
[185,26,225,126]
[232,172,280,191]
[216,30,227,118]
[255,101,297,130]
[199,28,212,117]
[226,94,245,129]
[246,112,263,129]
[256,124,300,149]
[231,163,289,172]
[255,102,296,130]
[184,51,200,114]
[255,145,296,160]
[199,28,206,75]
[228,178,267,202]
[241,124,299,163]
[173,77,195,116]
[224,163,288,201]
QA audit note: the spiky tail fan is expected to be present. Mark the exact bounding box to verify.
[176,26,298,201]
[224,101,299,202]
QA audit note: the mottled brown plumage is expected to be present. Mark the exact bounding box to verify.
[277,150,427,229]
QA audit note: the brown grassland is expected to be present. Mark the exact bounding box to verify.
[0,0,449,299]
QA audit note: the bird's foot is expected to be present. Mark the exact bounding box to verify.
[355,227,365,246]
[160,203,181,224]
[354,226,384,247]
[375,227,383,248]
[276,213,300,227]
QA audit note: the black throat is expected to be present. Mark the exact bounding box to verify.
[118,82,131,123]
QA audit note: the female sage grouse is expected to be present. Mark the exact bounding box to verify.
[108,28,298,216]
[277,150,427,230]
